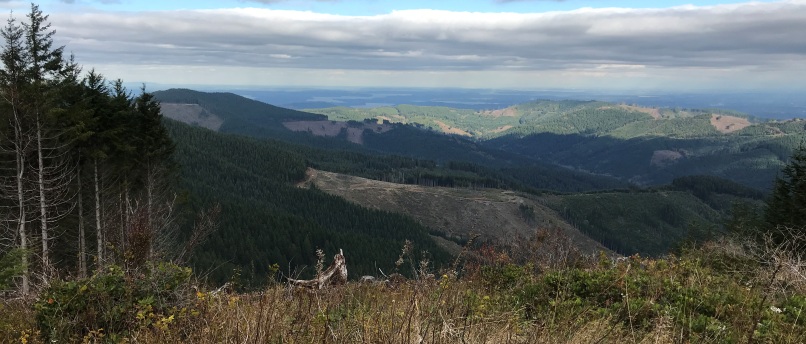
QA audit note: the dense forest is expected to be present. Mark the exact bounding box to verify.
[150,87,784,265]
[166,120,452,286]
[0,5,181,294]
[307,100,806,189]
[155,89,633,193]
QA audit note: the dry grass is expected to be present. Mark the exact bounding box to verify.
[124,280,636,344]
[3,236,805,343]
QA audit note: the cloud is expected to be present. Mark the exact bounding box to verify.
[45,1,806,89]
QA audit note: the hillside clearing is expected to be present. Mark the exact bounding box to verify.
[301,168,607,255]
[711,114,752,133]
[160,103,224,130]
[283,120,393,144]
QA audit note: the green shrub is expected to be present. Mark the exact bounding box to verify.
[505,250,806,342]
[480,263,531,291]
[0,248,26,290]
[34,262,194,343]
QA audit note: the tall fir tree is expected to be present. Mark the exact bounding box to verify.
[764,145,806,246]
[131,86,175,263]
[0,5,179,293]
[0,14,33,294]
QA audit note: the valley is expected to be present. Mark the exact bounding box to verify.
[155,89,779,276]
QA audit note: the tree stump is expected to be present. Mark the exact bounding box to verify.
[288,249,347,289]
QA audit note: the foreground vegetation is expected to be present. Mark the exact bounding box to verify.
[1,236,804,343]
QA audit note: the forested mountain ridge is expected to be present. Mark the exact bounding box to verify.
[164,119,455,286]
[163,115,762,276]
[155,89,632,194]
[151,88,783,260]
[307,100,768,139]
[154,89,777,259]
[308,100,806,189]
[155,88,519,165]
[158,89,805,189]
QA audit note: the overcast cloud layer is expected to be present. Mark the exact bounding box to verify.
[39,0,806,90]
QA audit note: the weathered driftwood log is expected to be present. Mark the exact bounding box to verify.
[288,249,347,289]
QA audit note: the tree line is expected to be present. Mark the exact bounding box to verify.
[0,5,176,294]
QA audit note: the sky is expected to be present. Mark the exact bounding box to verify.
[0,0,804,91]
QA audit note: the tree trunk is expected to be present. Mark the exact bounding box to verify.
[146,163,154,260]
[117,189,123,263]
[15,125,28,294]
[36,116,50,278]
[77,163,86,278]
[123,178,129,256]
[94,158,103,268]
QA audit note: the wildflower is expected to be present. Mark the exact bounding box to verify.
[770,306,782,313]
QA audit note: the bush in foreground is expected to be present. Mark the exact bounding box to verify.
[0,238,803,343]
[33,263,196,342]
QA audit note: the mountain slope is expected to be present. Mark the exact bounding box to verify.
[164,119,453,286]
[304,168,761,257]
[309,100,806,189]
[300,168,606,255]
[155,88,632,193]
[160,95,767,267]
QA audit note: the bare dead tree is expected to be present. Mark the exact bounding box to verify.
[75,156,86,277]
[174,203,221,265]
[31,128,76,281]
[0,104,34,294]
[141,162,179,262]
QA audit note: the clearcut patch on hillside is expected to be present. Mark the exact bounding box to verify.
[481,106,518,117]
[160,103,224,130]
[491,125,514,134]
[434,120,471,136]
[711,114,751,133]
[618,104,662,119]
[651,150,684,167]
[283,120,393,144]
[301,168,608,256]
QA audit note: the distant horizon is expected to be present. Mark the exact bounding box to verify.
[143,85,806,120]
[140,83,806,95]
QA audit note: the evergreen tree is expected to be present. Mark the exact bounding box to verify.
[0,4,74,291]
[128,86,176,263]
[0,14,33,294]
[764,144,806,246]
[24,3,72,280]
[0,5,181,293]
